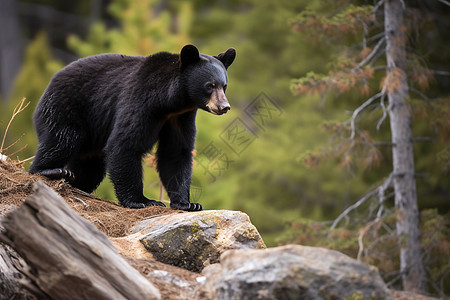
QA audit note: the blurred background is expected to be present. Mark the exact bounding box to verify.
[0,0,449,294]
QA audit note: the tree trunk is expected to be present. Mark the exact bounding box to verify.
[384,0,427,293]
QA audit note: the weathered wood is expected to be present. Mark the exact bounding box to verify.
[0,181,161,300]
[384,0,426,292]
[0,243,41,300]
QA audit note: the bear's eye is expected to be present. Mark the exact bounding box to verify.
[206,82,216,90]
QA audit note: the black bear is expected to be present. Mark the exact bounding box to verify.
[29,45,236,211]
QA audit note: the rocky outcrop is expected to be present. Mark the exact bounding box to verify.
[202,244,393,300]
[0,176,404,300]
[132,210,266,272]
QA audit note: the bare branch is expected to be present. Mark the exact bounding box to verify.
[410,87,433,101]
[353,37,385,70]
[1,98,30,153]
[357,221,373,261]
[372,0,385,15]
[376,173,395,219]
[432,69,450,76]
[330,188,378,232]
[348,92,384,140]
[355,15,369,48]
[330,173,394,232]
[375,141,395,146]
[376,85,388,130]
[2,133,25,152]
[8,144,28,157]
[437,0,450,8]
[18,155,35,164]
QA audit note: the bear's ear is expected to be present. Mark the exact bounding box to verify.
[215,48,236,69]
[180,45,200,69]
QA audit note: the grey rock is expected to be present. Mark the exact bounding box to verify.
[202,244,393,300]
[136,210,266,272]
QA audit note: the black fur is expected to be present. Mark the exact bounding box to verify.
[29,45,236,211]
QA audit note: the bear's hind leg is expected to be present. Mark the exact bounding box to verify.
[29,127,80,183]
[30,144,77,183]
[67,153,106,193]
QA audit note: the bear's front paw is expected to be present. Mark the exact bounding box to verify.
[171,202,203,212]
[122,198,166,209]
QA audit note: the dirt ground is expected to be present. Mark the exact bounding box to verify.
[0,158,208,299]
[0,158,182,237]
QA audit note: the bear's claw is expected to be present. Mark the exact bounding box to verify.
[171,202,203,212]
[122,199,166,209]
[39,168,75,183]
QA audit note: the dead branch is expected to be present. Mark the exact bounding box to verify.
[330,173,394,232]
[376,92,387,130]
[0,98,30,153]
[376,172,395,219]
[354,37,385,70]
[1,133,25,153]
[348,91,384,140]
[437,0,450,8]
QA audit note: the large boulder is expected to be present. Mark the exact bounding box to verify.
[202,244,393,300]
[133,210,266,272]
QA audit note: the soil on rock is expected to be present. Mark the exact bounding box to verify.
[0,159,179,237]
[0,159,202,299]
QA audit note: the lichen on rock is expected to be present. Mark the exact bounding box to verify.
[135,210,266,272]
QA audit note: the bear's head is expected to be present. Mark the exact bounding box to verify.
[180,45,236,115]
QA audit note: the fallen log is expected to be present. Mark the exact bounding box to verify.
[0,181,160,300]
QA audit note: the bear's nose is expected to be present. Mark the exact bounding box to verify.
[219,104,231,114]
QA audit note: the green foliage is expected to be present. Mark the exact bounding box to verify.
[68,0,192,56]
[290,1,450,213]
[188,0,385,246]
[291,4,374,40]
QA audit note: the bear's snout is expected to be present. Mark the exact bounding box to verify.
[206,88,230,115]
[218,103,231,114]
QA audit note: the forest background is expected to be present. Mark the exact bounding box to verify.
[0,0,449,296]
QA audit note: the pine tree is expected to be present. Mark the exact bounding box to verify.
[291,0,450,293]
[68,0,192,56]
